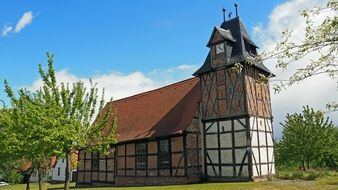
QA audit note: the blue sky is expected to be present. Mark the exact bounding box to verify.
[0,0,283,88]
[1,0,336,138]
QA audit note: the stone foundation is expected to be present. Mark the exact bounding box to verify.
[77,176,200,187]
[115,176,199,186]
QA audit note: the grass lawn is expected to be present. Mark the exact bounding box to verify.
[1,176,337,190]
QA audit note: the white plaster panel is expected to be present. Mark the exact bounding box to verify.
[271,163,276,174]
[219,120,232,132]
[252,148,259,164]
[239,118,246,125]
[257,118,265,131]
[221,166,233,176]
[251,132,258,146]
[234,119,245,130]
[207,150,219,164]
[235,131,247,147]
[206,134,218,148]
[207,122,218,132]
[266,119,272,132]
[237,166,249,177]
[207,165,219,176]
[252,164,260,177]
[220,150,233,163]
[260,147,268,163]
[235,149,247,164]
[261,164,269,176]
[267,133,274,146]
[220,133,232,148]
[249,117,256,130]
[268,148,274,163]
[258,132,266,146]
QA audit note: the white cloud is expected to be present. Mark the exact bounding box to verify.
[27,69,162,101]
[1,25,13,36]
[25,63,199,112]
[177,64,196,70]
[252,0,338,138]
[1,11,34,37]
[15,11,33,33]
[149,64,198,84]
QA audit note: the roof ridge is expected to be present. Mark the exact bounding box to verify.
[221,16,240,24]
[112,77,199,103]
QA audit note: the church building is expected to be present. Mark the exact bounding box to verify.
[77,9,275,186]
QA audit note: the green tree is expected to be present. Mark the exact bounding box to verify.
[1,53,117,190]
[278,106,337,170]
[36,53,117,190]
[0,87,55,190]
[0,109,22,184]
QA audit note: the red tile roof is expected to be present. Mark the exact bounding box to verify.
[106,77,201,143]
[20,157,57,172]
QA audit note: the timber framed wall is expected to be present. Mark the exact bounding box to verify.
[76,116,202,186]
[199,64,275,181]
[77,149,115,184]
[203,117,250,180]
[185,115,203,178]
[200,68,246,120]
[245,64,275,178]
[249,117,275,177]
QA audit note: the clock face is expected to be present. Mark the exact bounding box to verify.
[216,43,225,54]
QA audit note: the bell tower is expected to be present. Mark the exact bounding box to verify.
[194,6,275,181]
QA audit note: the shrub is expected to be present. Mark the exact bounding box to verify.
[3,171,22,184]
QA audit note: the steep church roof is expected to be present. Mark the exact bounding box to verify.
[106,77,201,143]
[194,17,274,76]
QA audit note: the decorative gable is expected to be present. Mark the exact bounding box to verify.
[206,27,236,47]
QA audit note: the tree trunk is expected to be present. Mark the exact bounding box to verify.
[64,153,71,190]
[24,174,30,190]
[302,160,306,171]
[38,168,42,190]
[26,180,30,190]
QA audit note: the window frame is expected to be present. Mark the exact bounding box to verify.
[135,142,147,170]
[91,152,100,171]
[158,139,171,169]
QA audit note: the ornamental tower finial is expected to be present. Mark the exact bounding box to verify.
[222,7,226,22]
[234,3,239,17]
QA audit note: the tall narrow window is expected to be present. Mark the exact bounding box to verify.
[136,142,147,170]
[57,167,60,176]
[158,139,170,169]
[92,152,99,171]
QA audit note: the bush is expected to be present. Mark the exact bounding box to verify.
[2,171,22,184]
[277,170,337,181]
[307,171,321,180]
[277,171,293,180]
[292,171,303,179]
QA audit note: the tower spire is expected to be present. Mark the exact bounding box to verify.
[234,3,239,17]
[222,7,226,22]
